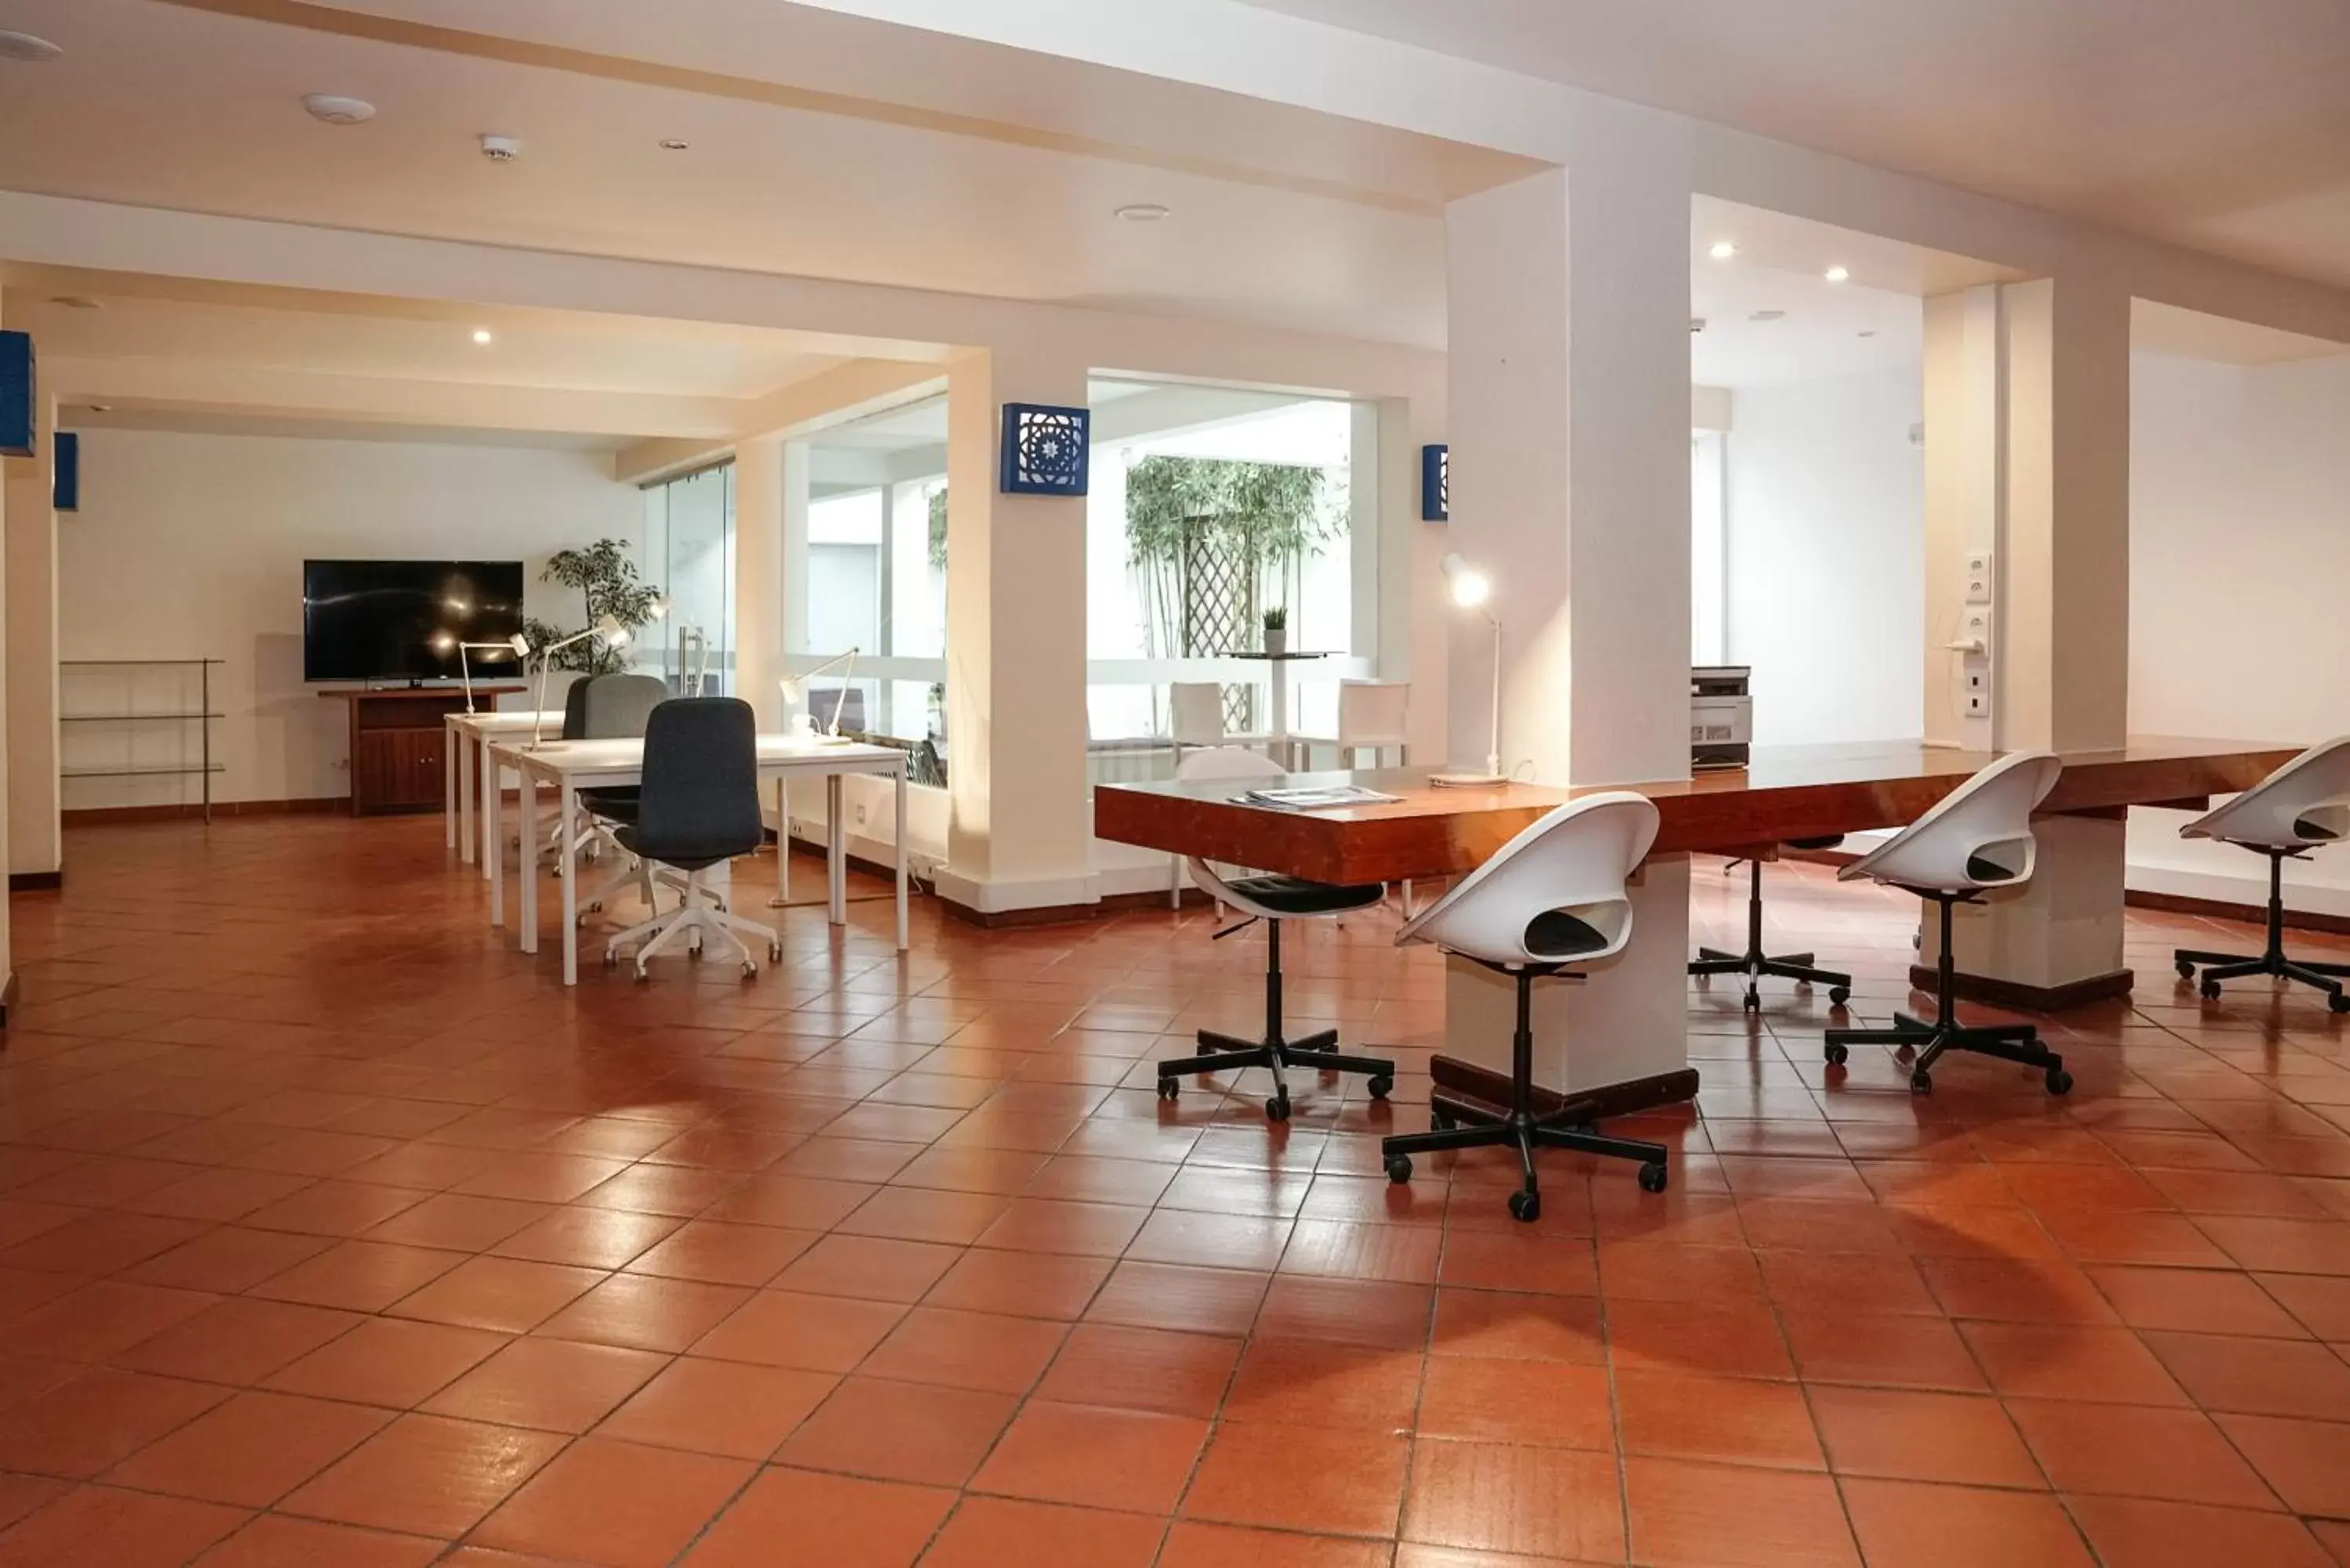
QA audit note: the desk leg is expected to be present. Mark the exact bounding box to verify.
[895,765,909,952]
[458,732,476,866]
[768,779,790,909]
[827,774,846,924]
[559,779,579,986]
[479,738,497,881]
[488,757,506,928]
[443,728,457,851]
[519,772,540,955]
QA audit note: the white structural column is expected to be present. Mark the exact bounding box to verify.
[732,436,788,840]
[2,327,58,885]
[935,348,1095,918]
[1442,151,1696,1091]
[1922,277,2134,999]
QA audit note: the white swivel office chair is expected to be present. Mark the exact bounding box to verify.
[1333,680,1411,768]
[1155,746,1395,1121]
[1823,751,2071,1095]
[2174,736,2350,1013]
[1380,792,1670,1220]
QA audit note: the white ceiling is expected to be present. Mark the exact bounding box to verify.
[8,266,848,398]
[0,0,1451,345]
[1239,0,2350,291]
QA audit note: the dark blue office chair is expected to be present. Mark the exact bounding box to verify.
[602,698,780,981]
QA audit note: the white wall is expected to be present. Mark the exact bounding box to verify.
[1724,363,1925,746]
[57,428,642,810]
[2128,350,2350,915]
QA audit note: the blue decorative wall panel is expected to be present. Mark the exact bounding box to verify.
[1420,443,1448,522]
[0,332,33,459]
[1000,403,1090,497]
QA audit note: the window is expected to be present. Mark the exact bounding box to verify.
[1690,430,1726,666]
[641,463,735,692]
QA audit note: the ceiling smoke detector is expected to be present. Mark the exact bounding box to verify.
[479,133,522,162]
[0,31,63,63]
[302,93,376,125]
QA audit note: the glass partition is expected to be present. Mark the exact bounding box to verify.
[641,462,735,693]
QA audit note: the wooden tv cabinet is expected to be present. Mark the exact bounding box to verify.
[320,686,525,816]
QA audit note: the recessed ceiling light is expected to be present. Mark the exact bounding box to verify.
[658,139,689,151]
[0,31,63,63]
[51,296,102,310]
[86,403,114,414]
[1115,203,1171,223]
[1707,241,1737,261]
[471,328,494,345]
[1824,265,1851,284]
[302,93,376,125]
[1748,309,1786,323]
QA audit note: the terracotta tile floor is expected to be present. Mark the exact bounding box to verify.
[3,815,2350,1565]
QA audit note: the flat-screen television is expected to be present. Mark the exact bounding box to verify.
[302,559,526,683]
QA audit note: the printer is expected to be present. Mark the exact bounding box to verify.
[1691,666,1752,770]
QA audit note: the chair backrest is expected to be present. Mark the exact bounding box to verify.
[1839,750,2063,892]
[1336,681,1410,748]
[559,674,592,740]
[633,697,764,863]
[580,674,668,740]
[1397,791,1660,966]
[1170,682,1226,747]
[2184,736,2350,850]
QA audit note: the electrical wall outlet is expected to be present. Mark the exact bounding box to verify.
[1965,691,1990,717]
[854,802,869,827]
[1964,552,1994,605]
[1958,605,1994,649]
[1965,667,1988,694]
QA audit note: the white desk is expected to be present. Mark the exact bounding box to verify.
[486,734,911,983]
[446,710,565,876]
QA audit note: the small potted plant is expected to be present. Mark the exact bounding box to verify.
[1262,604,1289,657]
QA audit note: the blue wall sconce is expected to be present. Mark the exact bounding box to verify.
[53,431,80,512]
[1000,403,1090,497]
[1421,443,1448,522]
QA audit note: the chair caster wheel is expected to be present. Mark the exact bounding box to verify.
[1909,1068,1932,1093]
[1366,1075,1393,1100]
[1742,991,1759,1013]
[1507,1190,1541,1223]
[2332,992,2350,1015]
[1824,1042,1849,1067]
[1828,986,1850,1008]
[1384,1154,1412,1184]
[602,950,620,967]
[1637,1162,1668,1194]
[2176,959,2197,980]
[633,966,650,984]
[2044,1067,2073,1095]
[1155,1078,1179,1101]
[1266,1094,1291,1122]
[740,962,758,980]
[769,941,783,962]
[2200,979,2222,1001]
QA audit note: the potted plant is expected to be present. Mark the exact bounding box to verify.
[523,540,667,676]
[1262,604,1289,657]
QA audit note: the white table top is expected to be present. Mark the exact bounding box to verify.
[492,734,909,776]
[450,710,565,734]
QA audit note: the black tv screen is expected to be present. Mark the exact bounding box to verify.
[302,559,526,683]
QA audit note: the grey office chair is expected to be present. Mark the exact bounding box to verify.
[575,674,671,917]
[602,698,782,981]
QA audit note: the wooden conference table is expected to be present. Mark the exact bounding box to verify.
[487,733,912,985]
[1098,735,2297,1114]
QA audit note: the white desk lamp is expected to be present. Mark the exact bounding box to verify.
[780,648,862,738]
[1430,554,1506,788]
[530,616,630,747]
[454,633,532,714]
